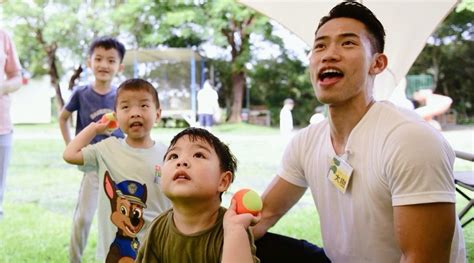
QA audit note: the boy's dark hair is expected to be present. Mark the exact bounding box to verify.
[166,127,237,182]
[317,1,385,53]
[88,36,126,62]
[115,79,160,109]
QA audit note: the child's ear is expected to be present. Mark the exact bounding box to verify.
[218,171,232,193]
[86,58,92,68]
[118,63,125,73]
[155,108,162,123]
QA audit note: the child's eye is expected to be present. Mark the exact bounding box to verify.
[167,153,178,160]
[194,152,205,159]
[120,105,128,110]
[141,104,150,108]
[109,59,116,64]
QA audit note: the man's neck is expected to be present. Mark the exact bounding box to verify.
[328,98,375,155]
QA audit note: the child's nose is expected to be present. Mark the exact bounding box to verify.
[130,107,141,118]
[177,160,189,167]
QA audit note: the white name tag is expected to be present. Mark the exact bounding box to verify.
[327,155,353,193]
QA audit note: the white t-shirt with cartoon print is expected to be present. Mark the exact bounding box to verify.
[82,137,171,260]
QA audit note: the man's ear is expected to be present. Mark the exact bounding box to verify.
[218,171,232,193]
[369,53,388,75]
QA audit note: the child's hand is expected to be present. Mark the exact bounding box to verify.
[223,199,261,233]
[93,120,112,135]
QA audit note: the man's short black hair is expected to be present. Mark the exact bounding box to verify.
[88,36,126,62]
[317,1,385,53]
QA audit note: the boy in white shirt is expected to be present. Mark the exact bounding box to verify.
[63,78,171,262]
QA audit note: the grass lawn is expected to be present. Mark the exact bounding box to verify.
[0,123,472,262]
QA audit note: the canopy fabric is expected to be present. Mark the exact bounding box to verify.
[123,48,202,65]
[238,0,457,100]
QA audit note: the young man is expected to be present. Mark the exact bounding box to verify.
[253,2,465,262]
[63,79,171,262]
[136,127,259,263]
[58,36,126,263]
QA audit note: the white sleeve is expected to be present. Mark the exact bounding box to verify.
[383,122,456,206]
[81,144,99,172]
[278,132,309,188]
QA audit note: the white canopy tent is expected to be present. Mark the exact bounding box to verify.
[238,0,458,101]
[122,48,203,65]
[122,48,204,125]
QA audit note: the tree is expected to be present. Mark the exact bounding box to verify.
[205,0,274,122]
[409,1,474,120]
[1,1,119,113]
[248,53,315,127]
[2,0,284,124]
[115,0,279,123]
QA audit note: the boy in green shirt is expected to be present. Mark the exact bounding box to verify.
[137,127,260,263]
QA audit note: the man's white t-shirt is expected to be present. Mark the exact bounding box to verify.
[279,101,465,263]
[82,137,171,260]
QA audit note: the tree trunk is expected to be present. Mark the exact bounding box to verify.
[69,65,83,90]
[228,71,245,123]
[47,50,64,114]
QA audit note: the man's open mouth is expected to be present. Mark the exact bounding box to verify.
[318,68,344,82]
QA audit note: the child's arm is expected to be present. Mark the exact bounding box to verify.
[63,121,109,165]
[222,200,260,263]
[58,109,72,145]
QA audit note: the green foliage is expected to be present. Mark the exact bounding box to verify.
[1,0,120,78]
[4,0,471,124]
[1,0,285,123]
[409,4,474,121]
[457,0,474,12]
[248,54,318,127]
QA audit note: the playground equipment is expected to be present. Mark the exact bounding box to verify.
[122,48,205,126]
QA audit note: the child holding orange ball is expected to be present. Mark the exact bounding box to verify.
[136,127,260,263]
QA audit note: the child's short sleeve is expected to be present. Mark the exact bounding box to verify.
[81,144,99,172]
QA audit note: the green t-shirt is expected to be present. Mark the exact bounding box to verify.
[136,207,260,263]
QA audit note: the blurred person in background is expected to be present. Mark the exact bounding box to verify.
[0,28,22,220]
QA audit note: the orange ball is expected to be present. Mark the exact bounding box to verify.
[100,112,118,132]
[232,189,263,216]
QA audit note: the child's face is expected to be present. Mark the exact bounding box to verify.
[161,135,231,202]
[115,89,160,144]
[87,47,124,83]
